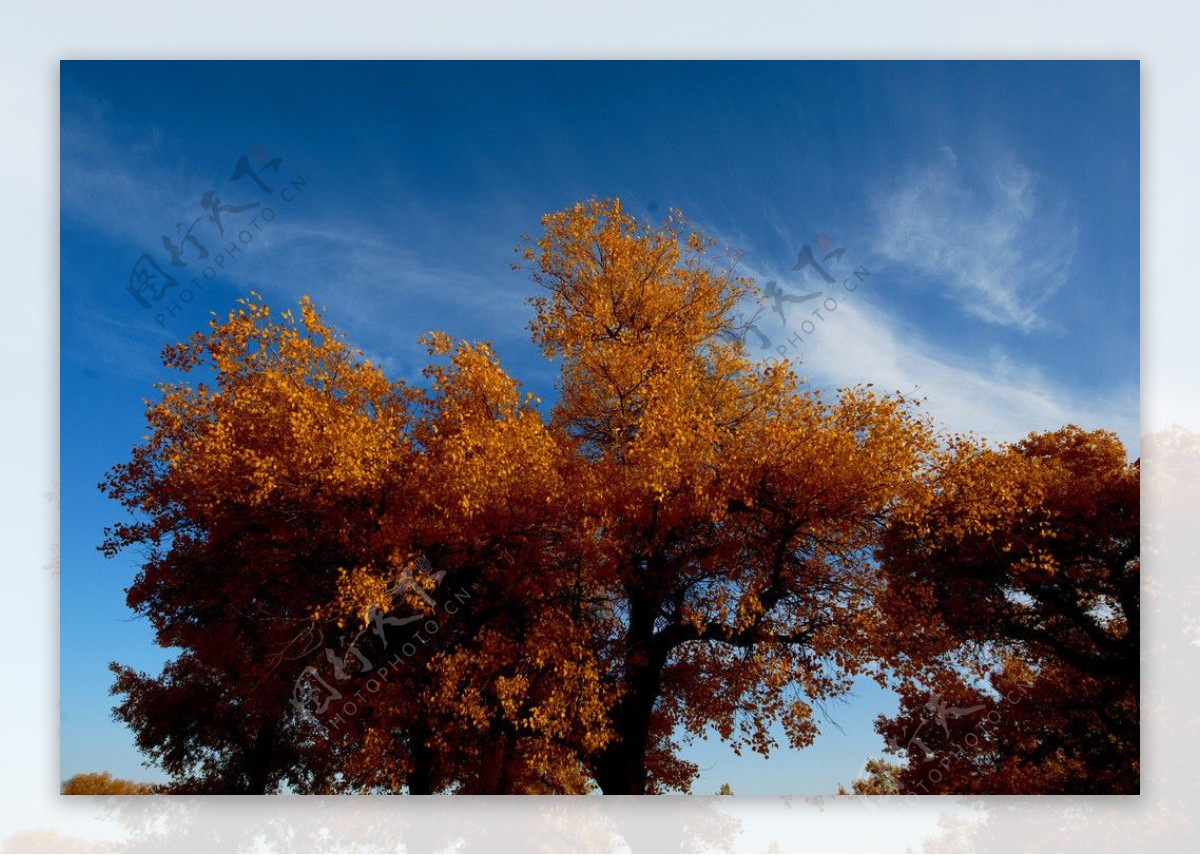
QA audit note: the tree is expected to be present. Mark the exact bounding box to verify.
[102,198,939,794]
[102,296,414,793]
[871,426,1139,794]
[517,199,937,793]
[837,757,901,795]
[61,772,161,795]
[103,297,588,794]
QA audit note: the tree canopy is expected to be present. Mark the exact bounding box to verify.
[871,426,1139,794]
[61,772,161,795]
[100,198,1137,795]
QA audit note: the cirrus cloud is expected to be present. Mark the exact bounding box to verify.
[872,150,1079,332]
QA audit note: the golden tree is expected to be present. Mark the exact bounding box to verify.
[520,199,937,792]
[61,772,161,795]
[872,426,1139,794]
[103,198,941,794]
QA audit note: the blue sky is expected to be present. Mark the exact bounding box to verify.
[60,60,1139,794]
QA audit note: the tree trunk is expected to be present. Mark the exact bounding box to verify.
[592,579,667,794]
[406,724,436,794]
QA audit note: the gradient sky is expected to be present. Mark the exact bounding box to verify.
[60,60,1139,794]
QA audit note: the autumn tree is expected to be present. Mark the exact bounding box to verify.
[103,198,940,794]
[518,199,937,793]
[837,757,901,795]
[911,426,1192,847]
[871,426,1139,794]
[102,297,421,793]
[61,771,161,795]
[102,297,595,794]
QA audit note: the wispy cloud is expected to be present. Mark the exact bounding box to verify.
[871,149,1079,332]
[722,252,1136,452]
[60,101,204,247]
[61,103,546,388]
[255,221,549,385]
[787,297,1137,451]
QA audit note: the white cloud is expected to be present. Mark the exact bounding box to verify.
[785,297,1138,452]
[728,248,1136,454]
[60,105,545,386]
[871,150,1079,332]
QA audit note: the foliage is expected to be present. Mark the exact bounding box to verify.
[61,772,161,795]
[100,198,1133,795]
[837,757,901,795]
[872,426,1139,794]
